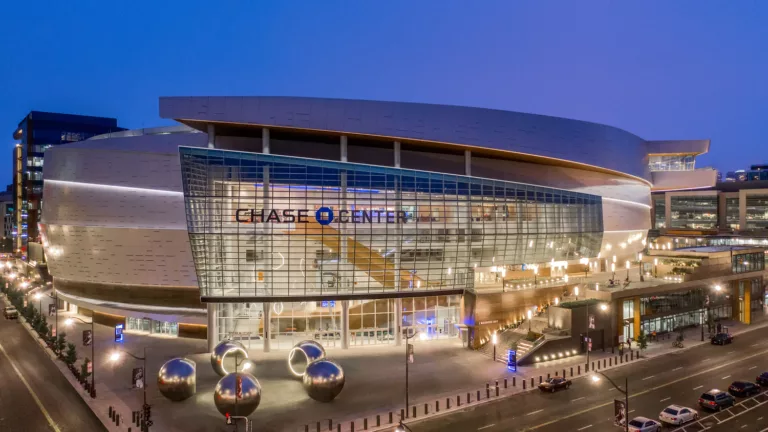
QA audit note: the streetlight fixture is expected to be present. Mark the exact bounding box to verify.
[404,330,419,419]
[625,260,630,282]
[637,253,644,282]
[653,258,658,278]
[591,372,629,432]
[611,263,616,280]
[110,347,150,431]
[527,310,532,332]
[64,316,96,397]
[574,286,579,298]
[492,332,498,361]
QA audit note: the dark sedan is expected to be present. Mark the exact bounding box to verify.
[538,377,571,393]
[757,372,768,386]
[711,333,733,345]
[728,380,760,397]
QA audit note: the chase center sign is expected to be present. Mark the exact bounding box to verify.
[235,207,408,225]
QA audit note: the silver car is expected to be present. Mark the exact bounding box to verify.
[628,416,661,432]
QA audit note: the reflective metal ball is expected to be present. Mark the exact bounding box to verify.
[288,340,326,377]
[213,372,262,417]
[302,359,345,402]
[211,340,249,377]
[157,358,196,402]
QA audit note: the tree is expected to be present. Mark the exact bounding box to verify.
[64,343,78,367]
[637,329,648,354]
[55,333,67,355]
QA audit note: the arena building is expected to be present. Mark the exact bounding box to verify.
[39,96,715,351]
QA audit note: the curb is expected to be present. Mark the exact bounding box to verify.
[2,297,132,432]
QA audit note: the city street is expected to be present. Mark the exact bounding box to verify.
[409,327,768,432]
[0,313,105,432]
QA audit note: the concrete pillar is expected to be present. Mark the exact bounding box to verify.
[263,302,272,352]
[207,124,215,149]
[394,141,401,168]
[394,298,403,346]
[341,300,350,349]
[340,135,348,162]
[263,166,271,297]
[633,297,641,339]
[464,150,471,176]
[744,281,751,325]
[739,190,747,230]
[207,303,219,352]
[262,128,270,154]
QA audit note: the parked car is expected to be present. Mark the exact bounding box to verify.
[538,377,571,392]
[628,416,661,432]
[711,333,733,345]
[658,405,699,425]
[757,372,768,386]
[698,389,735,411]
[3,306,18,319]
[728,380,760,397]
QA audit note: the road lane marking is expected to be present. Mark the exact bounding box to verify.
[723,375,731,380]
[527,347,768,430]
[527,409,544,416]
[478,425,495,430]
[752,343,760,347]
[749,366,757,370]
[660,397,671,402]
[642,375,656,381]
[758,417,763,421]
[743,425,749,429]
[727,351,735,354]
[608,387,616,391]
[701,358,711,362]
[672,367,683,371]
[577,425,592,431]
[694,385,704,390]
[0,341,61,432]
[629,410,635,413]
[571,397,585,402]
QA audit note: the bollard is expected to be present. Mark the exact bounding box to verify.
[132,411,136,424]
[351,422,355,432]
[512,377,516,387]
[109,406,113,417]
[458,395,461,407]
[412,406,416,418]
[425,403,428,415]
[505,378,508,388]
[578,365,581,375]
[401,409,405,420]
[436,400,440,412]
[603,359,606,368]
[548,373,551,379]
[129,429,131,432]
[625,354,628,363]
[486,388,490,398]
[389,412,393,424]
[376,415,380,427]
[364,418,368,430]
[486,382,490,390]
[496,385,499,397]
[531,377,535,387]
[555,371,558,376]
[615,356,618,364]
[585,362,589,373]
[592,361,595,370]
[329,419,333,430]
[523,380,527,390]
[337,425,341,432]
[447,397,451,409]
[317,421,321,432]
[570,367,573,377]
[116,415,120,427]
[597,360,600,370]
[563,369,566,378]
[620,355,623,364]
[539,376,543,384]
[477,390,481,401]
[467,392,471,403]
[609,357,612,366]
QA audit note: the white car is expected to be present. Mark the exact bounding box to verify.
[628,416,661,432]
[659,404,699,425]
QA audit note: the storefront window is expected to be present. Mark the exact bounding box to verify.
[732,252,765,273]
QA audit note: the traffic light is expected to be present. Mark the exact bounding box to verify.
[236,375,243,399]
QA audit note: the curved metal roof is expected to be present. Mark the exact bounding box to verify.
[159,96,667,181]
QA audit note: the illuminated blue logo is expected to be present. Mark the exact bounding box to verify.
[115,323,124,343]
[315,207,334,226]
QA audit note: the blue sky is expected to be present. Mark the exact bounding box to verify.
[1,1,766,184]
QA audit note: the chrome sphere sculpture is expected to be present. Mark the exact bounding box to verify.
[213,372,262,417]
[302,359,345,402]
[211,340,249,377]
[157,358,196,402]
[288,340,326,377]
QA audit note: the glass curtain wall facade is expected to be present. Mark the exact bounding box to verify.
[732,252,765,273]
[648,155,695,172]
[745,195,768,230]
[726,197,740,230]
[653,195,666,229]
[179,147,604,300]
[670,196,717,229]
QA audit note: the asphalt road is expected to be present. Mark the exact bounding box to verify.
[0,313,106,432]
[409,328,768,432]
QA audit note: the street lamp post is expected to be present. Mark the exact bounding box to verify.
[65,316,96,398]
[591,372,629,432]
[111,347,149,431]
[611,263,616,281]
[653,258,658,278]
[527,310,532,332]
[404,331,419,419]
[492,332,497,361]
[637,253,644,282]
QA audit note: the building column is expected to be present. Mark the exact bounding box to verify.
[207,124,216,149]
[664,193,672,230]
[341,300,350,349]
[262,128,270,154]
[717,193,728,230]
[739,190,747,230]
[340,136,349,292]
[464,150,471,176]
[207,303,219,352]
[394,297,403,346]
[263,302,272,352]
[744,282,752,325]
[633,297,641,339]
[340,135,348,162]
[394,141,401,168]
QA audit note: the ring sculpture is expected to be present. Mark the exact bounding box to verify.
[213,372,262,417]
[211,340,249,377]
[157,358,196,402]
[288,340,326,377]
[302,359,345,402]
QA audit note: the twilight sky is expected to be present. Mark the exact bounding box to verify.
[1,1,766,184]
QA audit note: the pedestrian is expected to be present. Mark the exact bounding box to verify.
[716,322,722,334]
